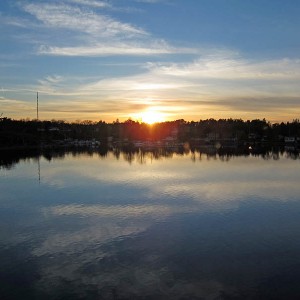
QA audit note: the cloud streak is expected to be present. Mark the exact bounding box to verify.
[73,54,300,96]
[21,2,189,57]
[2,1,300,121]
[31,52,300,121]
[38,42,184,56]
[23,3,146,37]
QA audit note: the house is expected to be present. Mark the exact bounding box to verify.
[284,137,296,144]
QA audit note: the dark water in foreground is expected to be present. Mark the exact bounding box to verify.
[0,148,300,299]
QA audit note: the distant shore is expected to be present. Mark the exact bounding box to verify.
[1,117,299,149]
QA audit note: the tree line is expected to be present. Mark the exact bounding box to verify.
[0,117,299,147]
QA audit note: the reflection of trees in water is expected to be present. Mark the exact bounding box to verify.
[286,151,300,160]
[118,147,193,164]
[0,147,109,169]
[0,146,299,169]
[0,148,40,170]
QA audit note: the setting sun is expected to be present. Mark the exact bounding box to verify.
[139,110,165,124]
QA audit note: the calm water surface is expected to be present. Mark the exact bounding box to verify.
[1,148,300,299]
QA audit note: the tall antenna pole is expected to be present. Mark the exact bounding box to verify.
[37,91,39,120]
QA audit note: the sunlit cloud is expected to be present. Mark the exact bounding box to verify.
[73,53,300,95]
[4,49,298,121]
[153,55,300,80]
[2,1,300,121]
[38,42,182,56]
[0,98,36,116]
[38,52,297,120]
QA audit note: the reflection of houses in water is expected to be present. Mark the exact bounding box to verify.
[196,134,238,148]
[72,139,101,147]
[284,136,299,151]
[206,132,220,142]
[284,136,296,144]
[133,139,180,149]
[1,146,299,171]
[164,136,177,146]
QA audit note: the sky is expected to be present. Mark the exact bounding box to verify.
[1,0,300,123]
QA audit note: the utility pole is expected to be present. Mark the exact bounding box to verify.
[37,91,39,120]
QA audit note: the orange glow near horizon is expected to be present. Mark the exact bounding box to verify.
[133,109,166,124]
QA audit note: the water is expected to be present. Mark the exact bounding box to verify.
[0,147,300,299]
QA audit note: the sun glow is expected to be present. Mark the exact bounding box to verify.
[139,110,165,124]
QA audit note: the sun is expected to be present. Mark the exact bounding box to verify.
[140,110,165,124]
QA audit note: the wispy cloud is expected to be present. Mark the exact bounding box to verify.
[4,1,300,121]
[23,3,146,37]
[0,15,31,28]
[32,52,300,121]
[38,42,192,56]
[74,54,300,95]
[150,53,300,80]
[0,98,36,118]
[20,2,191,57]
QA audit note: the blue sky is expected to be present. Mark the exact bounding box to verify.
[1,0,300,122]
